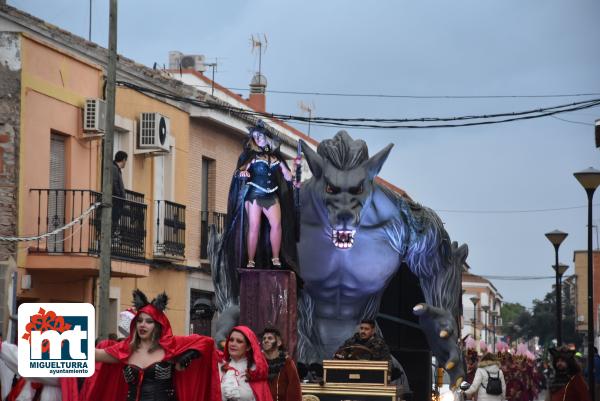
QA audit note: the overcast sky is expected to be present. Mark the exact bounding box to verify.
[9,0,600,307]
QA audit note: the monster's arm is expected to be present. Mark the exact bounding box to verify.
[388,195,465,387]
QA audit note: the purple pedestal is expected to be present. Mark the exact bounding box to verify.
[239,268,298,358]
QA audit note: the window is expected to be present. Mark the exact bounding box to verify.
[48,134,66,252]
[189,289,214,336]
[200,157,215,259]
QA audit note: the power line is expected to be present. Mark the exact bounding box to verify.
[480,275,556,280]
[435,204,600,215]
[550,115,595,126]
[116,81,600,130]
[188,84,600,100]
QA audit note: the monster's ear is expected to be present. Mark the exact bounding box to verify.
[301,140,324,178]
[365,143,393,179]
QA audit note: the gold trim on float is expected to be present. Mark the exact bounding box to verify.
[301,383,398,400]
[322,360,390,386]
[324,360,390,370]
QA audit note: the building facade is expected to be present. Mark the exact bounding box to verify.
[573,250,600,347]
[462,272,503,347]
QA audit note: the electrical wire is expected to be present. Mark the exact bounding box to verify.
[435,204,599,214]
[187,84,600,100]
[550,115,595,126]
[117,81,600,130]
[480,275,556,280]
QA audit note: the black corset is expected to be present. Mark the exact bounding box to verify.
[248,160,279,193]
[123,361,176,401]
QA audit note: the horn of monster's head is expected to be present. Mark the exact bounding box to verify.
[301,131,393,249]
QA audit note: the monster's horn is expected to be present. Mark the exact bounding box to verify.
[301,140,324,178]
[365,143,393,179]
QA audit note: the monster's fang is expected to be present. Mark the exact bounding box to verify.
[332,229,356,249]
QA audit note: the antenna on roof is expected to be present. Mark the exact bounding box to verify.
[88,0,93,41]
[205,58,219,96]
[250,34,268,78]
[299,101,315,137]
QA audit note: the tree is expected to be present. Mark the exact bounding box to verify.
[501,302,531,342]
[502,288,582,348]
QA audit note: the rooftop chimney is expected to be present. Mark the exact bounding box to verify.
[248,73,267,112]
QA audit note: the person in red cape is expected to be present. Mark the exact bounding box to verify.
[1,335,79,401]
[219,326,273,401]
[81,290,221,401]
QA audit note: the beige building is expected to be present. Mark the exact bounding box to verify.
[462,272,503,346]
[572,250,600,347]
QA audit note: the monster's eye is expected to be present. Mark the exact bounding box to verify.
[326,183,340,194]
[349,184,363,195]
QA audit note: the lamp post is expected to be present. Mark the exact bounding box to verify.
[470,295,480,340]
[553,263,569,344]
[482,305,490,345]
[574,167,600,401]
[545,229,568,346]
[491,311,498,353]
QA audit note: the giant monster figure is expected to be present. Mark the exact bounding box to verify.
[211,131,465,387]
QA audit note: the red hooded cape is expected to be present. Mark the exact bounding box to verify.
[81,304,221,401]
[220,326,273,401]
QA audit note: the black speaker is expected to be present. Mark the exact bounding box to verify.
[595,119,600,148]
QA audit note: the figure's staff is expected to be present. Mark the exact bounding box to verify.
[238,175,247,268]
[294,140,303,241]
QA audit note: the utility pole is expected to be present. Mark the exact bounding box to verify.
[98,0,118,340]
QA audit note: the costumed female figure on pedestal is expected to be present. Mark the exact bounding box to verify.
[219,326,272,401]
[82,290,221,401]
[223,120,297,270]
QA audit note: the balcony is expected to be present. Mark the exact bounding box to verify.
[154,200,186,260]
[30,189,147,262]
[200,210,227,260]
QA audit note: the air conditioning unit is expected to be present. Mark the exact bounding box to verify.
[137,112,170,152]
[180,55,206,72]
[83,98,106,135]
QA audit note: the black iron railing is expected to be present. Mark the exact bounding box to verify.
[31,189,146,261]
[154,200,186,259]
[200,211,227,259]
[31,189,101,254]
[110,195,147,260]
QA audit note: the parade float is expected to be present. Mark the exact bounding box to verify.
[210,125,467,401]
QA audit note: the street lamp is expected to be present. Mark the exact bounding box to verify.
[491,311,498,353]
[553,263,569,345]
[574,166,600,401]
[482,305,490,345]
[545,229,568,346]
[470,295,480,340]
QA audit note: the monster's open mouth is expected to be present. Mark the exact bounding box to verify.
[332,229,356,249]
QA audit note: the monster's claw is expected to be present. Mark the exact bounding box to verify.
[445,361,455,370]
[412,303,426,315]
[453,377,463,389]
[439,330,449,338]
